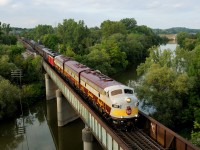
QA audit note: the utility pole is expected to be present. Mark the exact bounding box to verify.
[11,69,23,87]
[11,69,25,134]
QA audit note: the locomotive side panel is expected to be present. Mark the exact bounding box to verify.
[64,62,79,87]
[54,55,63,73]
[79,76,111,114]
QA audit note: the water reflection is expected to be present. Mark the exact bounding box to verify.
[46,99,103,150]
[0,100,55,150]
[46,99,84,150]
[0,119,24,150]
[160,43,177,51]
[0,99,103,150]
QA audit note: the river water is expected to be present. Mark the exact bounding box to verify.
[0,99,103,150]
[0,43,177,150]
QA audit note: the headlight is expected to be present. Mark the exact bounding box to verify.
[112,104,120,108]
[126,98,131,103]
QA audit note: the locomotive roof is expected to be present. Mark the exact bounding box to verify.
[81,70,122,91]
[55,55,71,63]
[65,60,90,74]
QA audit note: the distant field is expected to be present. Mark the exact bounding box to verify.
[159,34,176,40]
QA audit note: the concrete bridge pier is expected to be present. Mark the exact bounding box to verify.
[56,89,79,126]
[82,126,93,150]
[45,73,57,100]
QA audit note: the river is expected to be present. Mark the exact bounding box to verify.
[0,99,103,150]
[0,43,177,150]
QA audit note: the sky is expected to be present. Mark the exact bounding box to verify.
[0,0,200,29]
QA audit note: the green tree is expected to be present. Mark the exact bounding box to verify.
[0,22,2,43]
[102,37,128,72]
[22,56,43,83]
[1,23,11,36]
[22,83,44,103]
[82,44,113,75]
[125,33,146,64]
[88,27,101,45]
[177,32,188,48]
[57,19,89,55]
[100,20,127,38]
[191,121,200,147]
[0,55,16,79]
[31,24,54,41]
[136,47,193,128]
[120,18,137,32]
[0,76,20,120]
[9,45,25,62]
[41,34,60,50]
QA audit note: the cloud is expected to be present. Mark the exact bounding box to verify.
[0,0,200,28]
[0,0,11,6]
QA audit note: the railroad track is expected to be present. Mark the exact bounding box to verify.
[116,129,165,150]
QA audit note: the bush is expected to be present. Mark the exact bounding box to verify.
[0,76,20,120]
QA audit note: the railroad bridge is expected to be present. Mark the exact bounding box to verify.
[43,60,199,150]
[21,39,199,150]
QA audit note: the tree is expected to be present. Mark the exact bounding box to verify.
[191,121,200,147]
[100,20,127,38]
[0,22,17,45]
[22,56,43,83]
[57,19,89,55]
[82,44,112,75]
[120,18,137,32]
[41,34,60,50]
[1,23,11,36]
[136,47,193,128]
[0,55,16,79]
[0,22,2,42]
[0,76,20,120]
[125,33,146,64]
[177,32,188,48]
[102,37,128,72]
[88,27,101,45]
[31,24,54,41]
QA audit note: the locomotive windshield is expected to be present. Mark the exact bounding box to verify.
[124,89,133,94]
[111,89,122,96]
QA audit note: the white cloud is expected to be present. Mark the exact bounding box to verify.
[0,0,200,29]
[0,0,11,6]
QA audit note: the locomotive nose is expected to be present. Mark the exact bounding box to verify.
[126,106,132,115]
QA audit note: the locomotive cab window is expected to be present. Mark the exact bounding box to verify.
[111,89,122,96]
[124,89,133,94]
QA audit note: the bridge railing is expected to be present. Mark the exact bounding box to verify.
[43,61,130,150]
[138,111,199,150]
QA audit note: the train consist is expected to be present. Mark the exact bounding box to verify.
[21,38,139,129]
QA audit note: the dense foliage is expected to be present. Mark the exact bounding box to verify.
[135,32,200,146]
[0,75,20,119]
[0,44,44,120]
[21,18,164,75]
[0,23,45,120]
[0,22,17,45]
